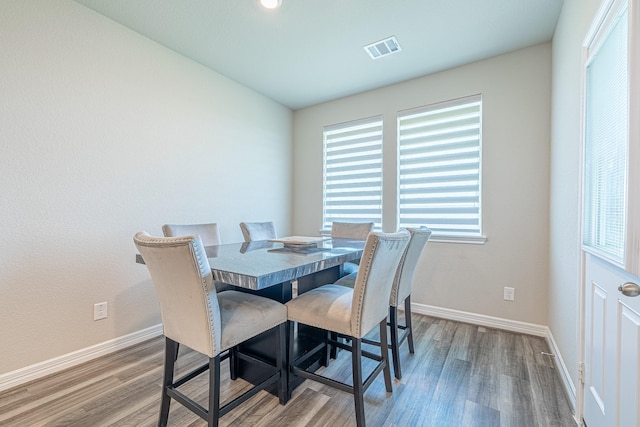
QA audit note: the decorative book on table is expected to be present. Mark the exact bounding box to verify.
[268,236,329,249]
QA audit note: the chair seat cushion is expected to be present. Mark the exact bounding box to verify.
[286,284,354,336]
[218,290,287,352]
[334,271,357,288]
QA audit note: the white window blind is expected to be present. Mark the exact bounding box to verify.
[583,7,628,263]
[323,116,383,230]
[398,95,482,238]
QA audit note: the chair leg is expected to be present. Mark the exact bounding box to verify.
[208,355,221,427]
[323,330,331,367]
[229,346,239,380]
[351,338,366,427]
[379,319,393,392]
[405,296,415,354]
[158,338,177,427]
[277,323,287,404]
[330,331,338,360]
[389,306,402,380]
[287,320,295,401]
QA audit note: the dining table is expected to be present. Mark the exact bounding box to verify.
[211,237,363,290]
[136,236,366,398]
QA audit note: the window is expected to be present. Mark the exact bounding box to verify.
[322,116,383,230]
[398,95,483,241]
[582,2,629,265]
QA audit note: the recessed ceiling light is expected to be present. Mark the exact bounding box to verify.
[364,36,402,60]
[260,0,282,9]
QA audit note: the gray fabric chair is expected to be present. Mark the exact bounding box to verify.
[330,221,374,239]
[162,223,233,293]
[286,230,410,427]
[239,221,277,242]
[133,232,287,427]
[331,221,374,276]
[334,226,432,379]
[162,223,221,246]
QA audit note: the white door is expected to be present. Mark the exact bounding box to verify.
[582,0,640,426]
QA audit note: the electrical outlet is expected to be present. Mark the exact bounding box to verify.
[94,302,108,320]
[503,287,515,301]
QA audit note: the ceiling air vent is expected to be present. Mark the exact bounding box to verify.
[364,36,401,60]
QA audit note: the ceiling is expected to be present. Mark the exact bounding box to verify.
[73,0,563,110]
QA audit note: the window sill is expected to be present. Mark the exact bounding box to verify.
[429,235,487,245]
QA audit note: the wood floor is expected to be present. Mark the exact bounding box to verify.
[0,315,576,426]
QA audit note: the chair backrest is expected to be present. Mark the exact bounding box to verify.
[390,227,432,307]
[330,221,374,240]
[239,221,277,242]
[162,223,221,247]
[350,230,410,338]
[240,240,275,253]
[133,232,221,358]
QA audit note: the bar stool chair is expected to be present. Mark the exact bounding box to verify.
[133,232,287,427]
[335,227,432,379]
[162,222,221,246]
[162,222,233,293]
[331,221,374,276]
[330,221,374,239]
[164,223,223,324]
[239,221,277,242]
[286,230,410,427]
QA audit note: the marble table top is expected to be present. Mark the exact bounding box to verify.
[207,238,364,290]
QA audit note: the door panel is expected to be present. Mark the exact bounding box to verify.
[584,253,640,426]
[586,280,607,417]
[618,303,640,426]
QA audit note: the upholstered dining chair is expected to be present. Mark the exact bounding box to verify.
[162,223,233,293]
[330,221,374,276]
[239,221,277,242]
[162,223,221,246]
[331,221,374,240]
[335,227,432,379]
[133,232,287,427]
[286,230,410,427]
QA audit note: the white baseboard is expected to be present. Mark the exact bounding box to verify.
[411,302,549,336]
[0,324,163,393]
[546,329,578,410]
[411,302,578,418]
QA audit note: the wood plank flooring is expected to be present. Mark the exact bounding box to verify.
[0,315,577,426]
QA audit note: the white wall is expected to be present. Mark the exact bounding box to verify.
[0,0,292,375]
[293,44,551,325]
[548,0,601,392]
